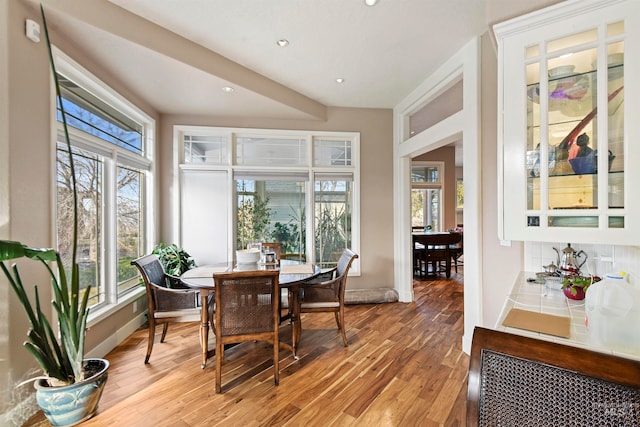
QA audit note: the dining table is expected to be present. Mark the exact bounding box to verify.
[180,260,321,368]
[412,231,462,279]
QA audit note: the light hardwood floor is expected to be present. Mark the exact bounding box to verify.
[26,271,468,426]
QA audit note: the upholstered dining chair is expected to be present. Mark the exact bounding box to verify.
[131,254,201,364]
[467,327,640,426]
[299,248,359,346]
[212,269,281,393]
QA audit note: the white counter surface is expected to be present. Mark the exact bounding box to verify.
[496,271,640,361]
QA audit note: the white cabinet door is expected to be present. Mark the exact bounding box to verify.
[180,169,229,265]
[494,0,640,245]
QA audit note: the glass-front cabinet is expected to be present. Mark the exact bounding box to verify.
[494,0,640,245]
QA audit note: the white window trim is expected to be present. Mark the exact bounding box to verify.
[412,161,445,231]
[173,126,360,275]
[52,46,155,325]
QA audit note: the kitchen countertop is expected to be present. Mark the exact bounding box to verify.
[496,271,640,361]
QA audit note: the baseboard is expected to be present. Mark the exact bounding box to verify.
[462,333,472,355]
[86,311,147,359]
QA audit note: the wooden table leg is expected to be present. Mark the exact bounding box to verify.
[290,286,301,359]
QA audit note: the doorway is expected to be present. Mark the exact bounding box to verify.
[393,38,481,354]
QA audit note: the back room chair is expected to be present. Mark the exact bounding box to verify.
[213,269,281,393]
[300,248,359,346]
[131,254,201,364]
[467,327,640,426]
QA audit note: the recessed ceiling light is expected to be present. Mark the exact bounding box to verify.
[365,0,378,5]
[276,39,289,47]
[222,86,234,93]
[336,78,345,83]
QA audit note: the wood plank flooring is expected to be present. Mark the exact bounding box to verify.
[25,271,468,426]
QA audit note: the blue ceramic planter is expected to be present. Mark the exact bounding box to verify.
[34,358,109,426]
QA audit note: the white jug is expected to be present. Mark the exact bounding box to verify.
[585,272,640,354]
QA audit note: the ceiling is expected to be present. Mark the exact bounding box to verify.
[29,0,562,122]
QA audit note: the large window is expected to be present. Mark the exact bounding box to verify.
[179,127,360,272]
[55,49,153,313]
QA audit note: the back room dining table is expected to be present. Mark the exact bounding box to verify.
[180,260,321,368]
[412,231,462,279]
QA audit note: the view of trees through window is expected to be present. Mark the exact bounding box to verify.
[235,177,352,268]
[56,146,103,306]
[314,179,352,268]
[236,179,306,260]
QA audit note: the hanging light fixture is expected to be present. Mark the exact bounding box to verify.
[365,0,378,6]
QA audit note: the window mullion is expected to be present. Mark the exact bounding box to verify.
[103,154,117,304]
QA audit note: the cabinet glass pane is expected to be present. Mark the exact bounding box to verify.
[548,29,597,53]
[607,21,624,38]
[547,47,598,209]
[608,40,624,209]
[526,44,539,59]
[526,62,540,210]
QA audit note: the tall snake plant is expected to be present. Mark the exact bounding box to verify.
[0,5,89,386]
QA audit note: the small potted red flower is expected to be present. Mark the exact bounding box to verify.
[561,273,601,300]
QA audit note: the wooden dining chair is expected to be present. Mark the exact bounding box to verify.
[299,249,359,346]
[261,242,281,264]
[467,327,640,426]
[212,269,281,393]
[450,232,463,273]
[131,254,201,364]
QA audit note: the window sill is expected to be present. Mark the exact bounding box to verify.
[87,286,146,327]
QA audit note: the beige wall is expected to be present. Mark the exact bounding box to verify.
[413,145,457,231]
[1,1,153,397]
[2,0,55,389]
[160,107,395,291]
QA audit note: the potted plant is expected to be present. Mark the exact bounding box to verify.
[561,273,601,300]
[0,7,108,426]
[152,243,196,287]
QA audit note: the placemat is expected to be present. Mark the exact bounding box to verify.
[280,264,313,274]
[502,308,571,338]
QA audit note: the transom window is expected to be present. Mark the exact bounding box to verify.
[179,127,359,272]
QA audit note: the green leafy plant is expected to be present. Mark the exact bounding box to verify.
[152,243,196,276]
[561,274,601,297]
[0,6,89,386]
[236,193,271,250]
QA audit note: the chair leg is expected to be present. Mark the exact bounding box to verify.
[160,323,169,343]
[145,319,156,364]
[336,309,348,346]
[215,339,223,393]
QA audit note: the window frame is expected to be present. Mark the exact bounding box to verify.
[53,47,155,324]
[175,126,360,275]
[411,161,445,231]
